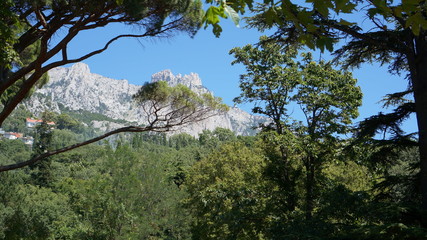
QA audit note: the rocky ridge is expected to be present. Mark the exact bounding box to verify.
[25,63,265,136]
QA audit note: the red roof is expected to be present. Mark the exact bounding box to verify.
[26,118,43,123]
[6,132,23,138]
[26,118,55,125]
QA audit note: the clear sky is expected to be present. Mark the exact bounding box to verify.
[53,17,417,135]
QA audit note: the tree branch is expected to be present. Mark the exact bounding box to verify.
[0,97,224,172]
[0,125,156,172]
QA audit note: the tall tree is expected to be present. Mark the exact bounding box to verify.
[0,0,203,124]
[231,40,362,219]
[230,37,300,211]
[30,111,55,187]
[229,0,427,224]
[294,52,362,219]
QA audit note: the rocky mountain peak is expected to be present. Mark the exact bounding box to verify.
[151,70,202,87]
[26,63,266,136]
[151,70,209,95]
[69,62,91,76]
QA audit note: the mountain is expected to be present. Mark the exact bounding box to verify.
[25,63,266,136]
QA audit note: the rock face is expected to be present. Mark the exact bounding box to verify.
[25,63,266,136]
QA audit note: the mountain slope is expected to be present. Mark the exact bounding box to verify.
[25,63,265,136]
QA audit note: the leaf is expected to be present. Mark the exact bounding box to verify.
[297,10,313,26]
[367,7,381,18]
[336,0,356,14]
[264,7,278,27]
[324,37,335,52]
[392,6,403,18]
[204,6,221,26]
[312,0,333,17]
[299,34,316,50]
[224,5,240,27]
[402,0,420,12]
[405,12,423,36]
[338,18,355,26]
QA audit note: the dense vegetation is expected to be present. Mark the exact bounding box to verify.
[1,0,427,238]
[0,116,423,239]
[0,48,423,237]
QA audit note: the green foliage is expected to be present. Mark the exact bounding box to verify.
[59,144,193,239]
[295,52,362,136]
[56,113,84,133]
[3,184,81,240]
[231,38,362,136]
[0,139,31,166]
[0,133,209,239]
[58,105,130,126]
[199,128,236,148]
[241,4,427,225]
[0,117,422,239]
[202,0,248,37]
[1,105,32,133]
[231,36,364,229]
[186,142,273,239]
[30,111,56,187]
[134,81,228,114]
[0,0,18,68]
[323,160,372,192]
[169,133,197,150]
[230,36,299,134]
[133,81,228,130]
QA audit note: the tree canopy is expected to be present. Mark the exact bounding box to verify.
[231,38,362,219]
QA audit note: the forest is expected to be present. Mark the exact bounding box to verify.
[0,105,422,239]
[1,0,427,239]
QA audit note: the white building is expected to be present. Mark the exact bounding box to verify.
[3,132,23,140]
[26,118,55,128]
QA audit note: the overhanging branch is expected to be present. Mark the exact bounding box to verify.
[0,125,155,172]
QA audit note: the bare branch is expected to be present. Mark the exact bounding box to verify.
[34,7,48,29]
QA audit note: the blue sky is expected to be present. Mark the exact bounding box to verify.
[55,17,417,135]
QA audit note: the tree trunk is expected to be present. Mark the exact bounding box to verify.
[305,156,315,220]
[279,145,297,211]
[410,34,427,227]
[0,67,8,93]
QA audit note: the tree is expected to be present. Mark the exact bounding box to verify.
[56,113,84,133]
[0,81,227,171]
[294,52,362,219]
[30,111,56,187]
[186,142,273,239]
[231,0,427,224]
[231,39,362,219]
[230,37,301,211]
[58,144,192,239]
[231,36,299,136]
[0,0,247,172]
[0,0,246,125]
[0,0,204,125]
